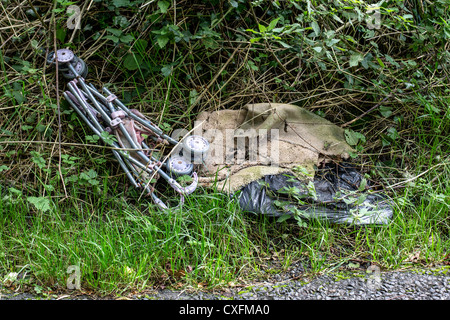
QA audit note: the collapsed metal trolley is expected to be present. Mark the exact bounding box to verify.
[47,49,209,209]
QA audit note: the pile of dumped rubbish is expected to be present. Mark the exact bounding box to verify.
[48,49,393,225]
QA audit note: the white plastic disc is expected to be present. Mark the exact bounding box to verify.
[182,135,209,163]
[56,49,75,63]
[167,156,194,176]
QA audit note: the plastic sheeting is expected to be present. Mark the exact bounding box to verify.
[238,162,393,225]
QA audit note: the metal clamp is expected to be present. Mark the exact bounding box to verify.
[106,94,118,102]
[110,117,123,128]
[111,110,126,119]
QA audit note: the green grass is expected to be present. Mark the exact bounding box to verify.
[1,0,450,297]
[1,130,449,295]
[1,90,449,295]
[0,182,258,293]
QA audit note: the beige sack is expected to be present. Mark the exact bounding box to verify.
[195,103,354,193]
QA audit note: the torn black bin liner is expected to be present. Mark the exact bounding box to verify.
[238,163,393,225]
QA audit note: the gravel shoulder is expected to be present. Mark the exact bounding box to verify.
[1,266,450,300]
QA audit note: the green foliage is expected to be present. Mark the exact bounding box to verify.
[27,196,52,213]
[345,129,366,146]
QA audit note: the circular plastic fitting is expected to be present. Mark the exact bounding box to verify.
[166,156,194,177]
[182,135,209,163]
[55,49,75,63]
[62,58,88,80]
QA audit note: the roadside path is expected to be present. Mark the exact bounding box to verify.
[2,267,449,300]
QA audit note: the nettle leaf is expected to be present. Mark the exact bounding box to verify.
[311,21,320,36]
[135,39,148,50]
[56,26,66,43]
[356,194,367,205]
[358,177,368,192]
[86,135,100,143]
[189,89,198,106]
[267,17,281,32]
[27,196,51,213]
[277,40,291,48]
[100,131,117,143]
[0,165,9,172]
[277,214,291,223]
[384,54,400,68]
[156,35,169,48]
[326,38,340,47]
[12,90,26,104]
[9,187,22,196]
[258,23,266,33]
[30,151,46,169]
[349,53,364,67]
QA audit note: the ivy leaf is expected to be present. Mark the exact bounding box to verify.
[345,129,366,146]
[379,106,393,118]
[161,64,173,77]
[106,28,123,37]
[120,34,134,44]
[104,35,119,43]
[123,53,143,71]
[157,0,170,13]
[112,0,131,7]
[27,196,51,213]
[229,0,238,8]
[349,53,364,67]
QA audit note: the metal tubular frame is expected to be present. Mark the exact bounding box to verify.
[50,49,206,209]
